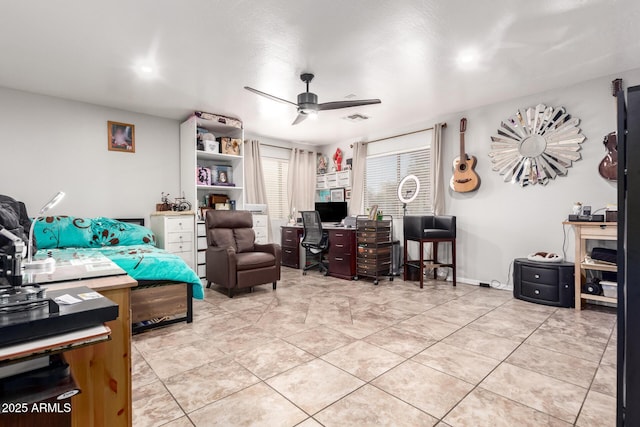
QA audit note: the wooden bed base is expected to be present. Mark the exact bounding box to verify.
[131,281,193,334]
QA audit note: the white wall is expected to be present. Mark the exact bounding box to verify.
[0,86,180,223]
[323,68,640,286]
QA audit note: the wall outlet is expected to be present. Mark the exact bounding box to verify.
[479,282,491,288]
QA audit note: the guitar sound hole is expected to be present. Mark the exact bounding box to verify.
[459,164,467,171]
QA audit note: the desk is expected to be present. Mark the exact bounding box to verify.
[48,275,137,427]
[563,221,617,310]
[281,225,357,280]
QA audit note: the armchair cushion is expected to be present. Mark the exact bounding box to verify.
[209,229,237,251]
[236,252,276,271]
[234,228,256,253]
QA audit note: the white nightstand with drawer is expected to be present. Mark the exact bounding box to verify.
[150,212,196,270]
[252,213,269,245]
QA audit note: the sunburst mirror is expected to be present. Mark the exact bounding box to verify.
[488,104,585,186]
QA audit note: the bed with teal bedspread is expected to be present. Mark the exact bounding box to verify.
[33,216,204,299]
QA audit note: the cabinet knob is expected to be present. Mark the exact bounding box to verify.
[534,289,540,295]
[534,274,540,279]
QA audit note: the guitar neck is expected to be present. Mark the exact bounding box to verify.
[459,131,466,162]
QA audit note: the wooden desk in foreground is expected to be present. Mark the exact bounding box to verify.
[46,274,137,427]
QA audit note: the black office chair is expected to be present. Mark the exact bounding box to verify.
[301,211,329,275]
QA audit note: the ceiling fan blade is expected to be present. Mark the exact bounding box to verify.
[244,86,298,107]
[291,112,308,126]
[318,99,381,111]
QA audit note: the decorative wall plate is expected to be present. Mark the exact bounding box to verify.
[488,104,585,186]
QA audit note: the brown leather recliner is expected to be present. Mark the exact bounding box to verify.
[205,210,281,298]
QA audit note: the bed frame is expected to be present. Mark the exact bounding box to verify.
[116,218,194,333]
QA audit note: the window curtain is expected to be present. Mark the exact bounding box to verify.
[244,139,271,239]
[287,147,316,218]
[431,123,445,215]
[349,141,367,216]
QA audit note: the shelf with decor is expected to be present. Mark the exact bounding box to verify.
[180,112,245,285]
[180,112,245,214]
[563,221,618,310]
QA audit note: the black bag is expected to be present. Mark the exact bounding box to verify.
[0,195,34,254]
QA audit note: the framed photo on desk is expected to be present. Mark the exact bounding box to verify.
[330,188,345,202]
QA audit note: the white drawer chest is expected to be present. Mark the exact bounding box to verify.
[252,213,269,245]
[150,212,196,270]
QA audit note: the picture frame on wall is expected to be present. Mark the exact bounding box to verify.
[330,188,345,202]
[108,121,135,153]
[345,189,352,200]
[316,189,331,202]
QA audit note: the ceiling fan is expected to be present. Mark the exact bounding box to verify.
[244,73,381,125]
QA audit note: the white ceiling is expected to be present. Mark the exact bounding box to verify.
[2,0,640,145]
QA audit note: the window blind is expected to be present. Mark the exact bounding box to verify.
[262,156,289,219]
[364,148,431,217]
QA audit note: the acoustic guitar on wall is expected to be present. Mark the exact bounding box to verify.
[451,117,480,192]
[598,78,622,181]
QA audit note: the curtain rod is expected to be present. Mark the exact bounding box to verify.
[349,122,447,148]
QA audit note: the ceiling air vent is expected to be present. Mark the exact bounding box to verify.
[343,113,370,122]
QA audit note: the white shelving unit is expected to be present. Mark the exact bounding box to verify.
[180,115,245,212]
[180,113,245,284]
[316,170,351,189]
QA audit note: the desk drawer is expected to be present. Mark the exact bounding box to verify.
[282,228,300,248]
[329,230,353,246]
[329,240,353,256]
[282,247,299,268]
[166,216,192,233]
[521,265,557,285]
[328,253,354,277]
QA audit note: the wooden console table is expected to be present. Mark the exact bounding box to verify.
[564,222,617,310]
[49,275,137,426]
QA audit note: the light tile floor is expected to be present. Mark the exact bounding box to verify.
[132,268,617,427]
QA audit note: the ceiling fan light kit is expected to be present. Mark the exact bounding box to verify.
[245,73,381,125]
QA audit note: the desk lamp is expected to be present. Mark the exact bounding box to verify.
[24,191,65,270]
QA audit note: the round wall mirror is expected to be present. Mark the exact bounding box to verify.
[488,104,585,186]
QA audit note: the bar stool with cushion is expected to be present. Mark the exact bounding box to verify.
[403,215,456,288]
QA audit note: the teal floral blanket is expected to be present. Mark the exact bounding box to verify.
[33,216,204,299]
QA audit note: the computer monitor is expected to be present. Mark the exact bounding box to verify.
[314,202,348,223]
